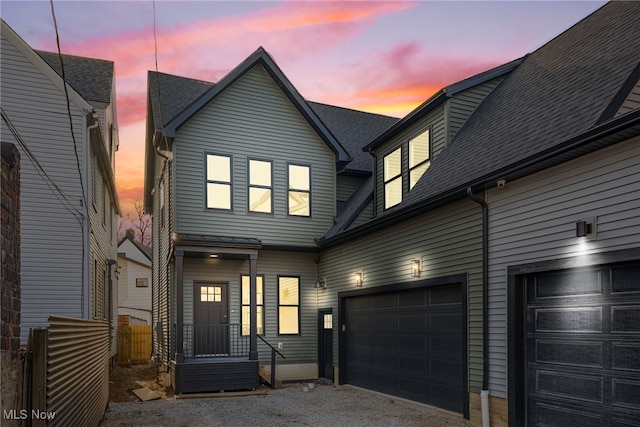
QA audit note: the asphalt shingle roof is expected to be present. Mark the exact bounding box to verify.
[147,70,397,173]
[36,50,113,104]
[309,102,398,174]
[397,1,640,211]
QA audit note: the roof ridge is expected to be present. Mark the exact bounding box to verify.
[35,49,113,65]
[148,69,215,86]
[308,100,399,120]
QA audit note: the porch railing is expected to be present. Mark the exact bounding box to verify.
[183,324,249,358]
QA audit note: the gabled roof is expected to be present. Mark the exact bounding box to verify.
[399,1,640,209]
[118,231,152,261]
[363,56,524,152]
[36,50,114,104]
[159,47,351,164]
[148,71,213,130]
[309,102,397,174]
[1,19,92,113]
[320,1,640,246]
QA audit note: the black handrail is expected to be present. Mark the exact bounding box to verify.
[258,335,285,389]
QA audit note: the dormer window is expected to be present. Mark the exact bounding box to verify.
[409,129,430,189]
[384,147,402,209]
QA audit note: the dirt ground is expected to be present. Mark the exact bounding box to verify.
[109,364,173,402]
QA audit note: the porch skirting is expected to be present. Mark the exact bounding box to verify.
[172,358,259,394]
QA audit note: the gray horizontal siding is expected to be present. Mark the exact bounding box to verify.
[181,250,318,366]
[319,199,483,391]
[447,78,502,146]
[337,176,365,203]
[486,136,640,398]
[2,33,88,343]
[175,64,336,247]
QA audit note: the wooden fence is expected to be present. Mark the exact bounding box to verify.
[117,325,152,364]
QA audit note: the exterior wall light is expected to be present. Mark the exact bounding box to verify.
[354,271,363,287]
[314,278,327,289]
[576,217,597,239]
[411,259,422,277]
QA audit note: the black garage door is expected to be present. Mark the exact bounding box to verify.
[344,283,465,413]
[526,262,640,426]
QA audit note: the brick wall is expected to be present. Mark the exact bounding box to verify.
[1,142,22,426]
[1,142,21,352]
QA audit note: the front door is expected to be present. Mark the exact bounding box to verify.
[194,282,229,356]
[318,309,333,380]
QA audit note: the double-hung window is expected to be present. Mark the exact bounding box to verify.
[383,147,402,209]
[241,275,264,335]
[278,276,300,334]
[409,129,430,189]
[287,164,310,216]
[206,154,232,210]
[248,160,272,213]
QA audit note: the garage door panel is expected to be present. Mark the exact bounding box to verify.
[430,285,461,305]
[371,333,396,349]
[398,312,427,332]
[430,382,463,411]
[534,340,603,367]
[398,288,427,306]
[611,264,640,293]
[534,370,604,403]
[612,419,640,427]
[431,334,463,353]
[612,342,640,371]
[373,293,395,308]
[612,378,640,408]
[534,270,602,299]
[532,402,604,427]
[431,357,462,381]
[612,306,640,333]
[430,312,462,331]
[373,314,396,331]
[399,335,426,351]
[533,307,603,332]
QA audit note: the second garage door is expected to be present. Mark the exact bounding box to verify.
[344,283,465,413]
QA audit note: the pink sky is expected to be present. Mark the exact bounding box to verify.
[2,1,605,220]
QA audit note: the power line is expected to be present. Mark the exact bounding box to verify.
[49,0,88,211]
[1,106,84,222]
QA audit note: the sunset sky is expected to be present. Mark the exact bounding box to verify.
[2,0,605,219]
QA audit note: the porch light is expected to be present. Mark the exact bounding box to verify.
[209,254,218,258]
[314,278,327,289]
[576,218,596,239]
[354,271,363,287]
[411,259,422,277]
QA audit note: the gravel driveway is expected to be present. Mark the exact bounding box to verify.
[100,383,473,427]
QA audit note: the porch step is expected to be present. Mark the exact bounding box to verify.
[259,366,282,389]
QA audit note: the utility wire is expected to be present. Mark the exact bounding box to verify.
[153,0,171,155]
[1,107,84,222]
[49,0,88,211]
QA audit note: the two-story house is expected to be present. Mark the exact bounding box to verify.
[145,2,639,425]
[1,20,120,360]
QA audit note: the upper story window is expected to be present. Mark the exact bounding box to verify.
[288,164,310,217]
[206,154,232,210]
[248,159,272,214]
[409,129,430,189]
[383,147,402,209]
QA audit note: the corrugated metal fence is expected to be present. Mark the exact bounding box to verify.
[26,316,110,427]
[117,325,152,364]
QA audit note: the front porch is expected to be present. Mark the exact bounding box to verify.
[172,323,259,394]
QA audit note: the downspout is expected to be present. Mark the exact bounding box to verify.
[84,112,100,319]
[466,187,490,427]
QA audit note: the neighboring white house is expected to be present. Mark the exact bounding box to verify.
[117,230,152,325]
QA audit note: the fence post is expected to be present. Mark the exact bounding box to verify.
[31,329,47,427]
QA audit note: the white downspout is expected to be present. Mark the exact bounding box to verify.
[84,112,99,319]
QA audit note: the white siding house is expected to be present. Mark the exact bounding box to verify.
[0,20,119,356]
[118,231,152,324]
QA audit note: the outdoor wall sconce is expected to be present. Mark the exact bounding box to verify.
[411,259,422,277]
[576,217,597,239]
[314,278,327,289]
[354,271,363,287]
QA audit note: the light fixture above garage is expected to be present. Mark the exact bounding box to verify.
[411,259,422,277]
[576,217,597,240]
[354,271,363,287]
